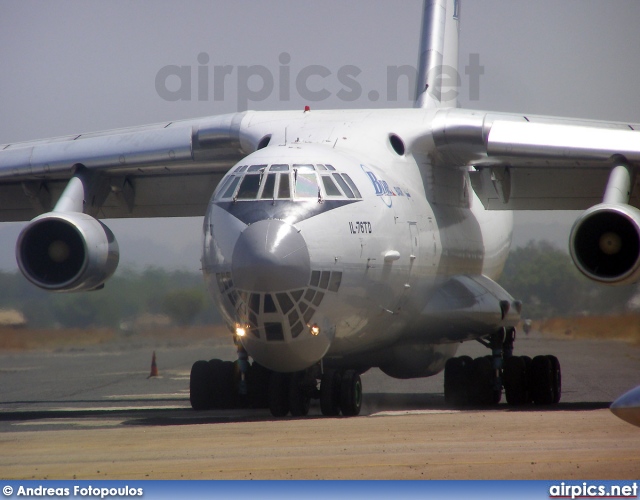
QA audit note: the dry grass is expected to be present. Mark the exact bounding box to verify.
[0,327,116,351]
[534,314,640,344]
[0,324,230,351]
[2,317,638,352]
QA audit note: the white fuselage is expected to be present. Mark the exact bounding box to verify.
[201,109,514,376]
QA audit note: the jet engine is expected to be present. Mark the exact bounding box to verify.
[16,212,119,292]
[569,203,640,286]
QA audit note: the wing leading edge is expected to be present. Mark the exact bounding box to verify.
[0,112,250,221]
[427,108,640,210]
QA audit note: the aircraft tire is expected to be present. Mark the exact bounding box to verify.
[530,355,554,404]
[246,362,271,409]
[268,372,290,417]
[340,370,362,416]
[444,357,471,406]
[469,356,495,406]
[503,356,529,405]
[212,360,237,409]
[190,360,214,410]
[289,371,311,417]
[320,370,342,416]
[547,355,562,404]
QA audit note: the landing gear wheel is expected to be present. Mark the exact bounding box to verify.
[190,360,214,410]
[469,356,497,406]
[340,369,362,416]
[246,362,271,409]
[547,355,561,404]
[444,356,472,406]
[503,355,529,405]
[209,359,237,409]
[289,371,311,417]
[530,355,554,405]
[320,370,342,416]
[269,372,290,417]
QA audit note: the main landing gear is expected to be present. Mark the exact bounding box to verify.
[189,340,363,417]
[444,327,561,407]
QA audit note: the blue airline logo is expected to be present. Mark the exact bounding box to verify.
[361,164,410,208]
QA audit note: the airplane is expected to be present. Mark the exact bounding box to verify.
[1,0,639,417]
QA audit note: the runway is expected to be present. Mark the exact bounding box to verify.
[1,329,639,479]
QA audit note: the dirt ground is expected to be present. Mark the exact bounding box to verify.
[2,409,638,480]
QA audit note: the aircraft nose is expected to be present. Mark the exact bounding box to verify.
[231,219,310,292]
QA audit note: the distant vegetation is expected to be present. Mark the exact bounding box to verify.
[0,241,637,329]
[0,267,221,329]
[498,240,639,319]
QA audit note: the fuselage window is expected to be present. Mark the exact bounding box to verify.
[341,174,362,198]
[295,173,319,198]
[321,175,342,196]
[261,173,277,199]
[332,173,355,198]
[277,173,291,199]
[222,176,241,198]
[270,164,289,171]
[236,174,262,199]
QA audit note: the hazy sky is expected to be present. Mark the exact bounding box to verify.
[2,0,640,271]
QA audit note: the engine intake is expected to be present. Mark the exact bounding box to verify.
[570,203,640,286]
[17,212,119,292]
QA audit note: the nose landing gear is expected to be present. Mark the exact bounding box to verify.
[189,341,363,417]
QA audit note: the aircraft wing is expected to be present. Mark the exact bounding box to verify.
[0,112,250,221]
[426,108,640,210]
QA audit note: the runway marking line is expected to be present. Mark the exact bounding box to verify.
[105,393,187,400]
[1,405,187,414]
[369,410,461,417]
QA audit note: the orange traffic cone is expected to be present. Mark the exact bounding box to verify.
[148,351,159,378]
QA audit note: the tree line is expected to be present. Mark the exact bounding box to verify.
[0,240,636,329]
[498,240,638,319]
[0,267,221,329]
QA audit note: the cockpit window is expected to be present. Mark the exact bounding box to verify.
[342,174,362,198]
[215,162,363,201]
[236,174,262,199]
[321,175,342,197]
[270,164,289,171]
[332,173,355,198]
[293,164,315,172]
[295,173,319,198]
[278,173,291,198]
[214,175,233,198]
[261,173,276,199]
[222,176,241,198]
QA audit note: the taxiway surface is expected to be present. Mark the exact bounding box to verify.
[1,329,639,479]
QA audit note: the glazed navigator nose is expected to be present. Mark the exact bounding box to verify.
[231,219,310,292]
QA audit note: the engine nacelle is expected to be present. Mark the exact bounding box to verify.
[570,203,640,286]
[16,212,119,292]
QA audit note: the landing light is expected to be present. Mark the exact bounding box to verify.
[235,326,247,338]
[310,324,320,336]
